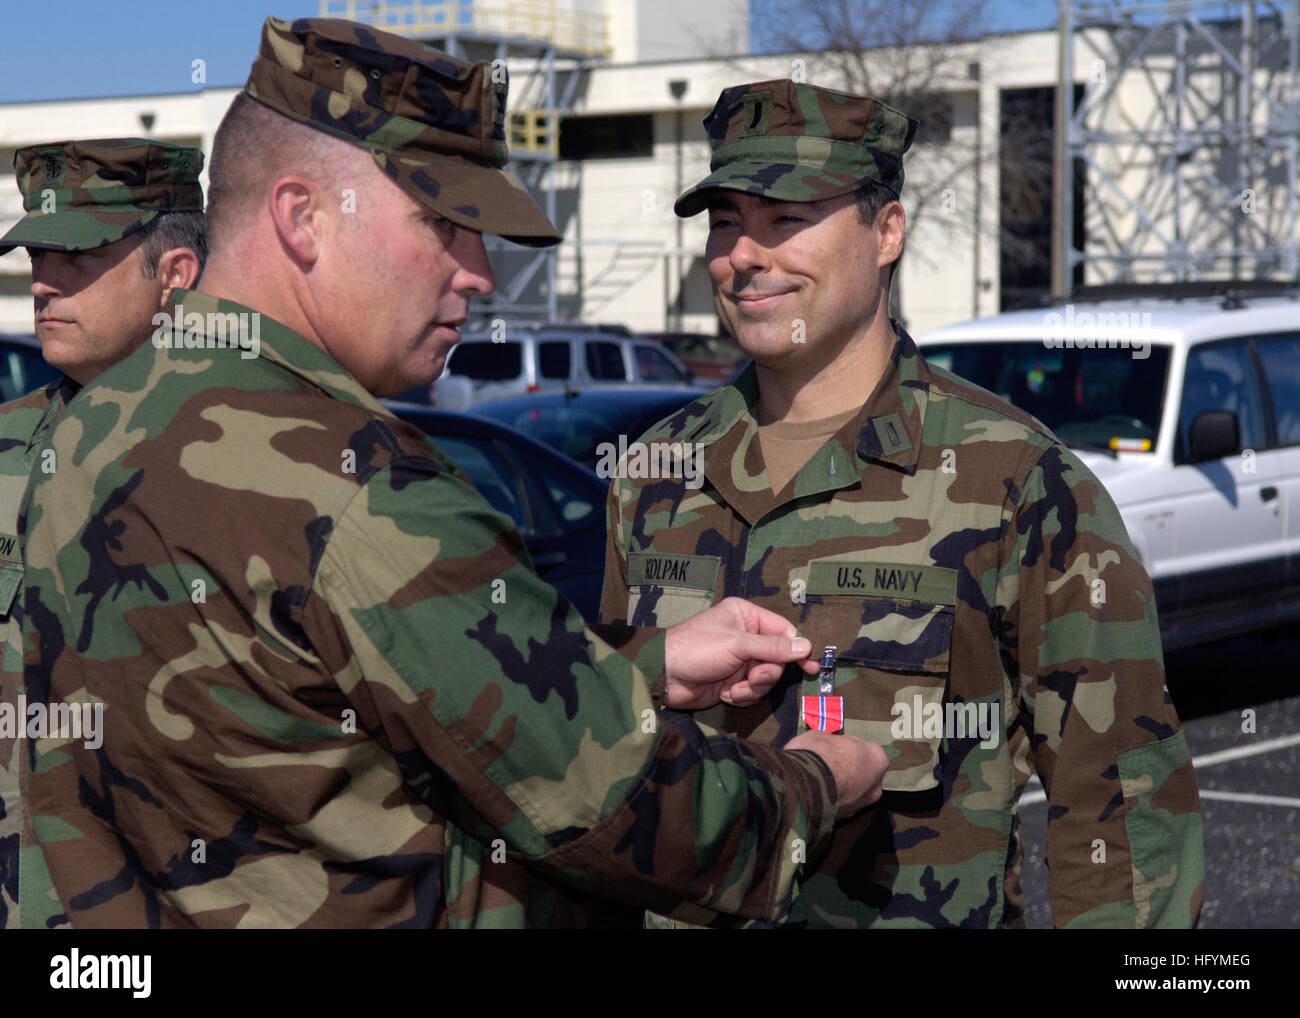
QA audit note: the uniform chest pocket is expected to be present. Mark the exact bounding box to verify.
[626,551,721,628]
[800,594,955,794]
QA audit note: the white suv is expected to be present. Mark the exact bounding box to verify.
[918,290,1300,651]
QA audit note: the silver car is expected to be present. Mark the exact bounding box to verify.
[443,326,701,403]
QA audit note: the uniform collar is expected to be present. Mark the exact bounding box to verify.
[28,376,78,453]
[168,288,395,417]
[700,321,931,526]
[848,321,929,475]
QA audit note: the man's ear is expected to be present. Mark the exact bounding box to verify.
[876,200,905,270]
[266,175,327,269]
[155,246,202,307]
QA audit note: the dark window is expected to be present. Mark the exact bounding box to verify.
[634,345,686,383]
[0,341,59,402]
[999,85,1084,310]
[538,341,571,380]
[585,341,627,381]
[559,115,654,160]
[1177,342,1265,459]
[903,93,953,144]
[1256,334,1300,445]
[431,435,530,532]
[446,341,522,382]
[540,466,599,527]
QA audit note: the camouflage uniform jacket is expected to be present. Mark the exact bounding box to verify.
[0,379,73,928]
[17,289,838,928]
[601,325,1204,928]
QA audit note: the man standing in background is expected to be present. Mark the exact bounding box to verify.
[0,137,206,927]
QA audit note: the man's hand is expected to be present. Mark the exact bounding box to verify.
[785,733,888,819]
[662,596,819,709]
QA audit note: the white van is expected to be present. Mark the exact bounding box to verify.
[918,291,1300,650]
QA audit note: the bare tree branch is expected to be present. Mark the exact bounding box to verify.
[720,0,1058,313]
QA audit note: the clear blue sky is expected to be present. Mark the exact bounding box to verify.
[0,0,1062,105]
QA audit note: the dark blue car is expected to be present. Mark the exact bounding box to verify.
[470,387,705,473]
[385,402,608,622]
[0,333,61,401]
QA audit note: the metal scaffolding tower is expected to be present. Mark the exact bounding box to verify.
[1053,0,1300,293]
[319,1,609,323]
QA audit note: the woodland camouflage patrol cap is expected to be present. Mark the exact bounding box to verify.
[675,79,919,217]
[0,138,203,255]
[244,16,561,247]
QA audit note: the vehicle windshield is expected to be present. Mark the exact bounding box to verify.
[0,339,61,402]
[923,342,1171,453]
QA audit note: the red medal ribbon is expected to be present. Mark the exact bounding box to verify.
[802,695,844,733]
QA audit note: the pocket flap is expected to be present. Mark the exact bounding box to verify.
[838,599,954,673]
[798,596,956,794]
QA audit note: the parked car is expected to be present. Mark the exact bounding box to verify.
[917,289,1300,650]
[443,327,699,403]
[533,322,632,338]
[388,374,474,410]
[0,332,60,401]
[471,387,704,472]
[385,402,607,621]
[640,331,747,382]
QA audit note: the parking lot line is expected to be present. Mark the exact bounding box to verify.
[1197,790,1300,808]
[1186,731,1300,769]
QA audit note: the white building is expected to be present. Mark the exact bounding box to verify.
[4,1,1288,340]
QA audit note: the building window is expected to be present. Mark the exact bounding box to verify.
[906,94,953,144]
[559,114,654,160]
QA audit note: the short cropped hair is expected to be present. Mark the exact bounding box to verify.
[137,211,207,279]
[855,180,902,288]
[206,91,373,251]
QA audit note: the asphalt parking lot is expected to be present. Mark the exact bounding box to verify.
[1018,623,1300,928]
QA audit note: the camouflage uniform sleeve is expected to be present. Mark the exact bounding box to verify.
[999,444,1204,928]
[311,455,837,920]
[598,475,632,626]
